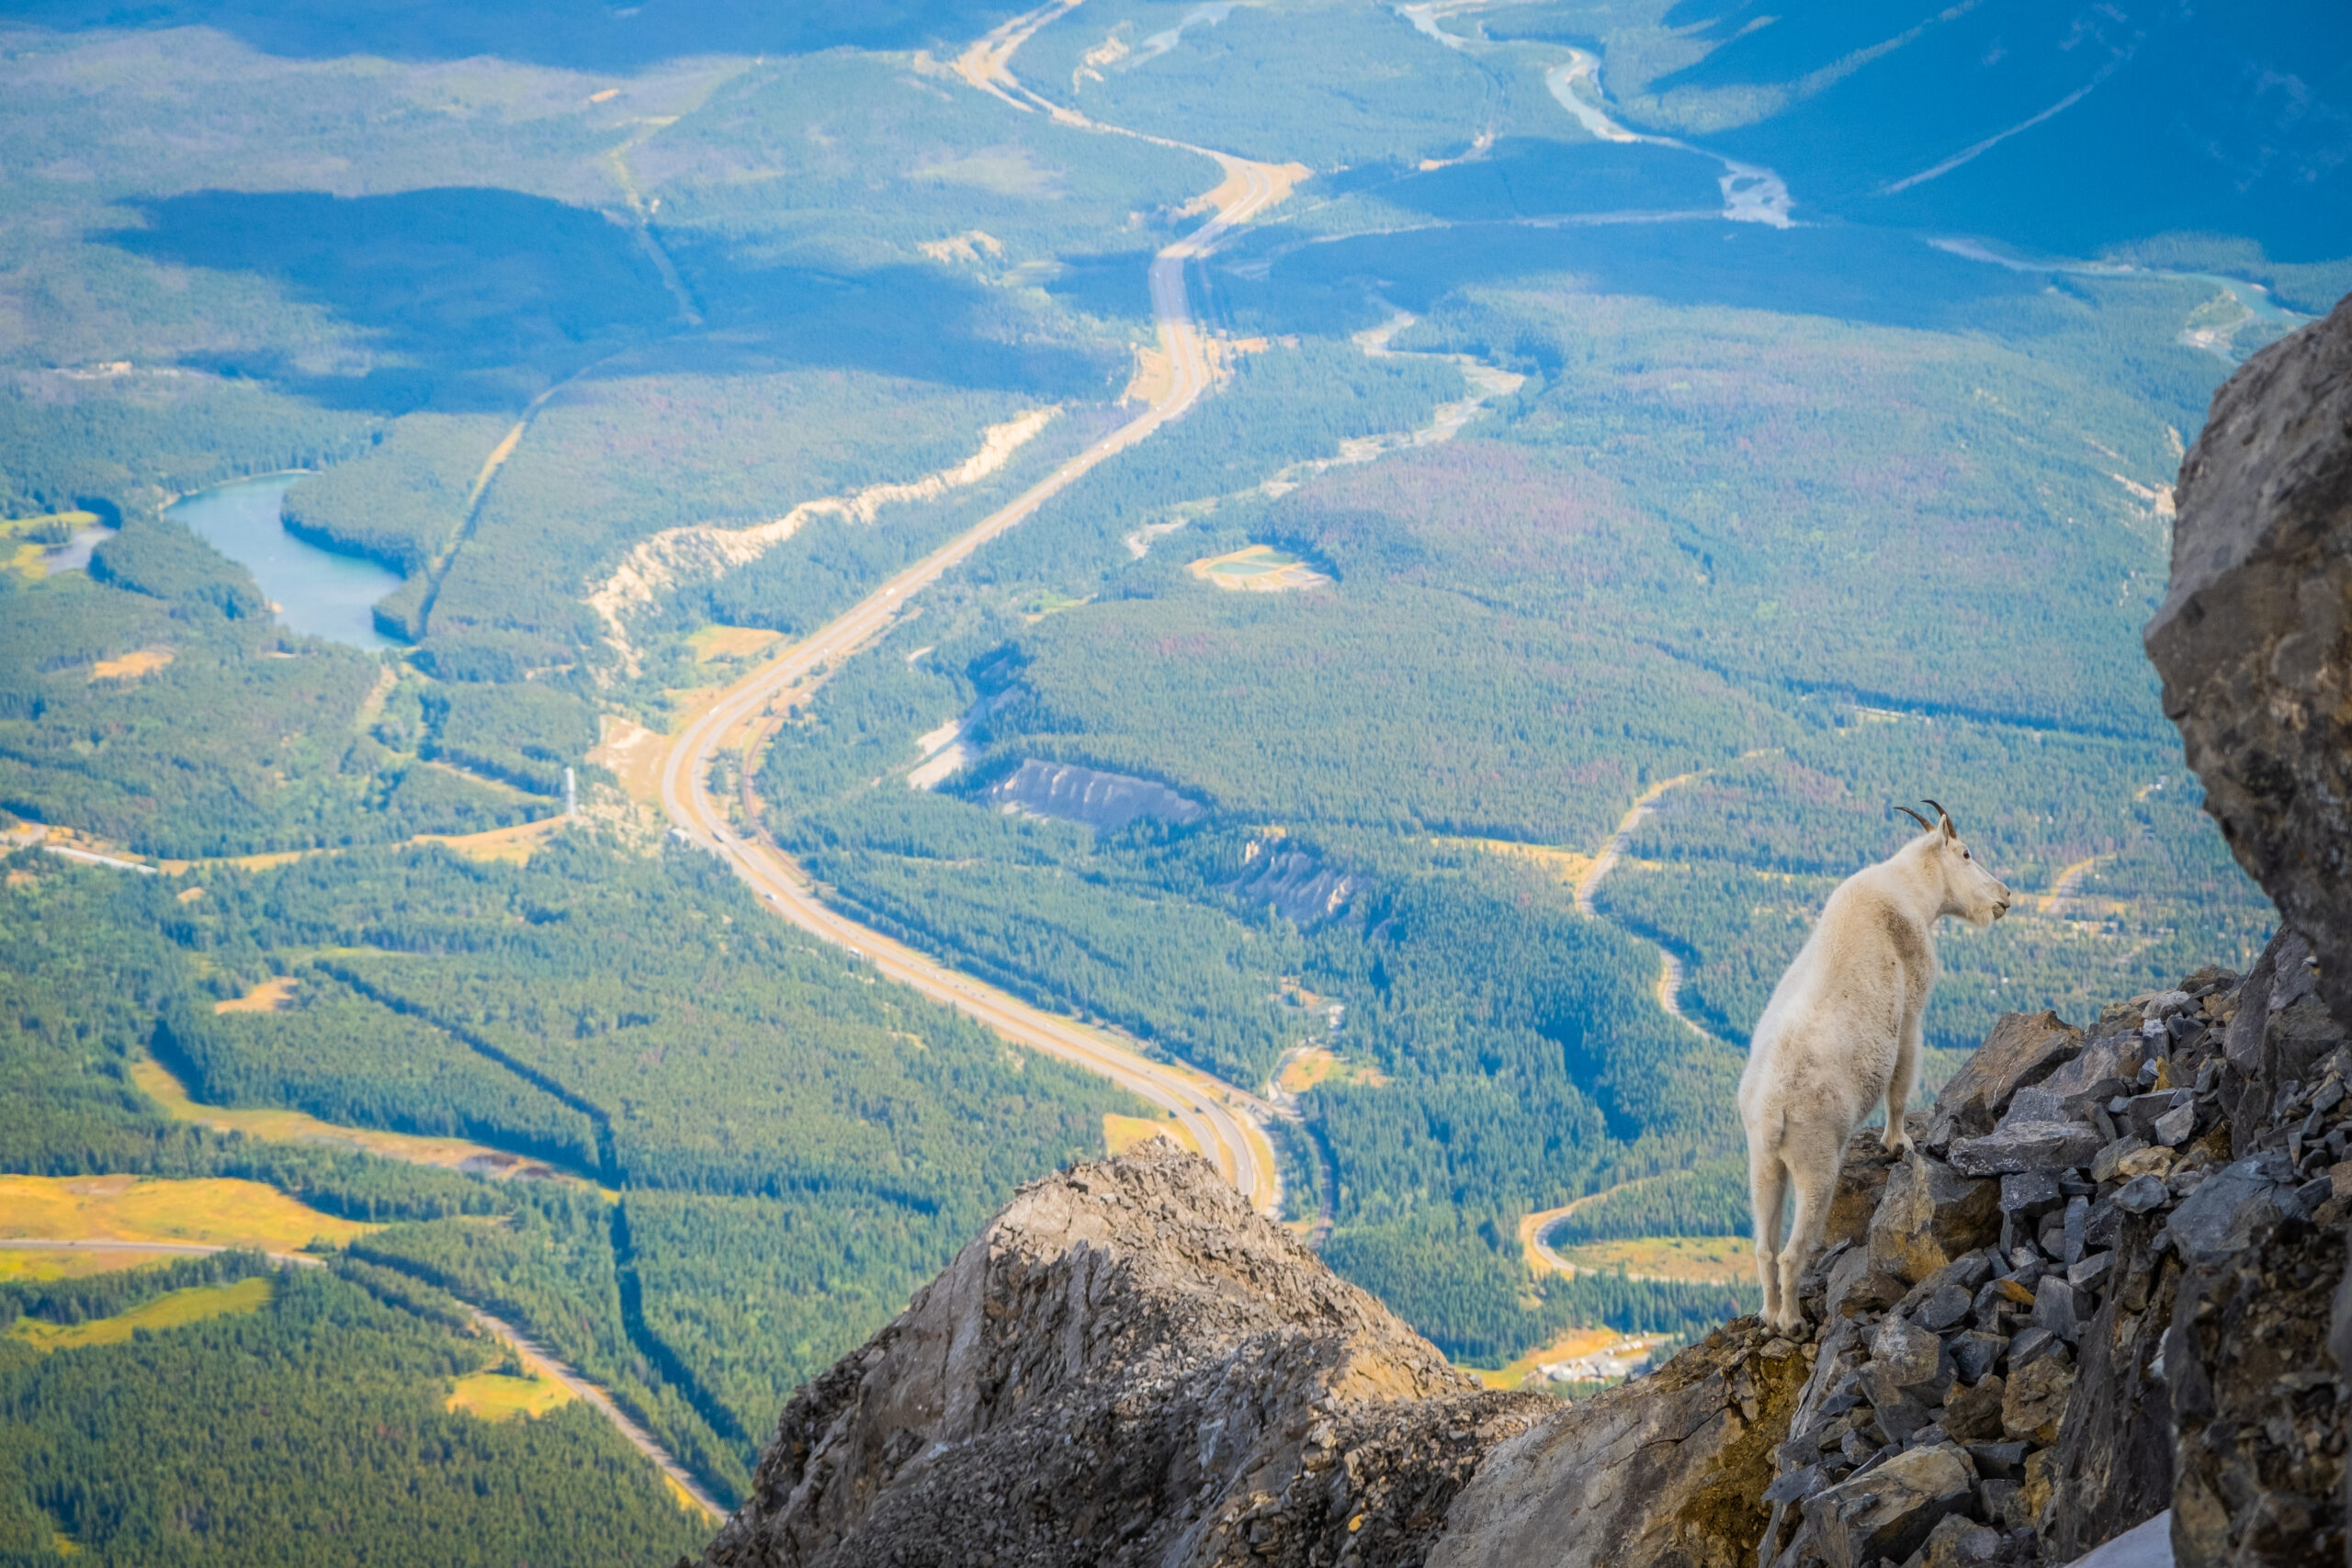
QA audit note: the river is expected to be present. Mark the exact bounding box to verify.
[166,474,401,650]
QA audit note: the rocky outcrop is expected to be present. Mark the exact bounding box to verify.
[1752,957,2352,1568]
[2147,290,2352,1032]
[1427,1320,1810,1568]
[982,759,1207,831]
[693,1141,1548,1568]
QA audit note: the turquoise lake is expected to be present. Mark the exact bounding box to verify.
[167,474,401,650]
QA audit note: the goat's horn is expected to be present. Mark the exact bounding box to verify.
[1922,798,1953,829]
[1893,806,1931,830]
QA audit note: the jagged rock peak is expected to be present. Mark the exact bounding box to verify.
[2148,288,2352,1031]
[695,1138,1546,1568]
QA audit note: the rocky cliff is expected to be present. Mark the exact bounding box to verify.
[694,298,2352,1568]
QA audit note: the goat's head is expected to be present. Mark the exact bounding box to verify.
[1894,800,2011,927]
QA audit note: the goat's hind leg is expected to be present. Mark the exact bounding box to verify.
[1748,1140,1790,1330]
[1774,1131,1839,1331]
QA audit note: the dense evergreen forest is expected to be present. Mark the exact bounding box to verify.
[1,0,2335,1555]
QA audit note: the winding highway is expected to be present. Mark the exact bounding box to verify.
[653,38,1291,1215]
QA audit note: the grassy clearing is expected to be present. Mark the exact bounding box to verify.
[0,1173,377,1251]
[447,1367,575,1421]
[1462,1325,1624,1391]
[412,815,569,866]
[588,715,668,804]
[0,1248,186,1284]
[87,648,175,682]
[7,1274,274,1352]
[214,976,299,1014]
[1437,837,1600,888]
[1102,1111,1199,1156]
[130,1055,602,1191]
[686,625,783,664]
[1558,1235,1754,1286]
[1274,1047,1386,1093]
[1185,544,1330,592]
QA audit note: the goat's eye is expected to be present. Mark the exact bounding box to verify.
[1962,851,1971,860]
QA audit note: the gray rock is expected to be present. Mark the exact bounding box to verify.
[2039,1034,2151,1121]
[2066,1251,2112,1292]
[2147,290,2352,1034]
[2083,1194,2125,1249]
[2061,1195,2087,1267]
[1949,1332,2007,1386]
[2006,1326,2060,1369]
[1870,1316,1947,1393]
[1967,1440,2029,1480]
[2123,1091,2180,1139]
[1915,1282,1973,1333]
[2162,1156,2295,1265]
[2000,1169,2064,1216]
[2112,1174,2169,1214]
[1929,1011,2085,1145]
[2032,1276,2079,1343]
[1799,1442,1974,1568]
[2150,1103,2197,1147]
[1951,1121,2104,1179]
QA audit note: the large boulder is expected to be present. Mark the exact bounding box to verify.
[2146,290,2352,1033]
[694,1140,1545,1568]
[1426,1321,1811,1568]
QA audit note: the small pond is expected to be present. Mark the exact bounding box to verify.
[167,474,401,650]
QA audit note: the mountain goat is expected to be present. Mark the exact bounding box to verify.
[1740,800,2011,1330]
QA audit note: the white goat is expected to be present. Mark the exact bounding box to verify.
[1740,800,2011,1330]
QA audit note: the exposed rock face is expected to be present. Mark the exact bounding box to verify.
[1427,1320,1811,1568]
[2147,291,2352,1032]
[982,758,1207,830]
[1233,838,1361,927]
[694,1141,1547,1568]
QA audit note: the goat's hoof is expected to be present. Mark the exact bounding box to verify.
[1882,1133,1914,1156]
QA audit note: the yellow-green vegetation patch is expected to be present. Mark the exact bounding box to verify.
[129,1055,610,1197]
[686,624,783,664]
[1102,1111,1198,1157]
[447,1367,574,1421]
[3,511,100,581]
[1274,1047,1387,1093]
[1185,544,1331,592]
[1557,1235,1754,1285]
[0,1173,379,1252]
[1463,1325,1625,1390]
[8,1274,274,1352]
[0,1248,186,1284]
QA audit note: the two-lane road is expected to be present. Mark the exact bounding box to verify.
[654,127,1292,1215]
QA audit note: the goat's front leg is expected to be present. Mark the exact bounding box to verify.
[1883,1021,1921,1155]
